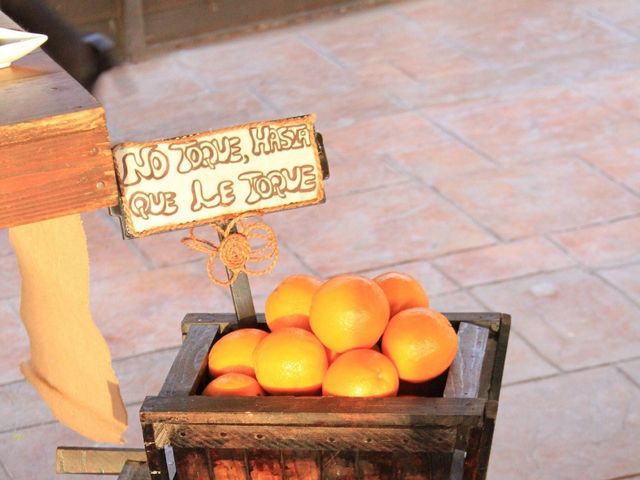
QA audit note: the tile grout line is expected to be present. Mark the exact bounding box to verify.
[604,472,640,480]
[429,263,465,291]
[420,113,502,167]
[0,459,12,480]
[615,365,640,391]
[0,345,182,389]
[502,353,640,389]
[112,344,182,365]
[538,212,640,237]
[329,178,414,200]
[546,236,640,311]
[576,155,640,200]
[94,212,157,271]
[577,5,640,43]
[295,32,350,71]
[443,264,580,291]
[276,239,322,279]
[0,401,145,436]
[424,180,505,243]
[562,69,640,123]
[388,8,494,70]
[592,269,640,311]
[464,289,565,372]
[598,259,640,273]
[246,85,283,117]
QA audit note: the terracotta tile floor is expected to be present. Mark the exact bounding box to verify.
[2,0,640,478]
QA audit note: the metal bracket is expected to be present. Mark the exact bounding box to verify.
[315,131,330,180]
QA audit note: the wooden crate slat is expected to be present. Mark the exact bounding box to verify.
[320,450,356,480]
[245,449,284,479]
[392,452,432,480]
[55,447,146,474]
[141,423,170,480]
[282,450,320,480]
[443,323,489,399]
[357,451,395,479]
[155,424,457,453]
[174,447,212,480]
[118,460,151,480]
[180,313,503,332]
[181,313,251,335]
[209,449,249,480]
[159,324,220,397]
[141,395,484,427]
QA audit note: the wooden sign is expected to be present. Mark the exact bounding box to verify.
[112,115,326,238]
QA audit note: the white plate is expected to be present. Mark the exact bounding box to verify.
[0,27,47,68]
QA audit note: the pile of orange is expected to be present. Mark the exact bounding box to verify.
[202,272,458,398]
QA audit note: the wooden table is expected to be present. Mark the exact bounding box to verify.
[0,10,117,229]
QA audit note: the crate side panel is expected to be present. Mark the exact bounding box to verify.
[444,322,489,399]
[160,324,220,397]
[392,452,431,480]
[357,451,395,479]
[174,447,211,480]
[320,451,356,480]
[428,453,453,480]
[209,449,248,480]
[160,424,457,453]
[282,450,320,480]
[140,396,485,426]
[246,449,284,479]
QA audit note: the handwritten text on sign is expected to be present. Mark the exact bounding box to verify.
[112,115,325,237]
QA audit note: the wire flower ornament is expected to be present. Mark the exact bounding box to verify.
[181,212,278,286]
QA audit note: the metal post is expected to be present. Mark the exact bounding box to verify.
[218,224,257,328]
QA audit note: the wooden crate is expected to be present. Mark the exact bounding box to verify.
[140,312,510,480]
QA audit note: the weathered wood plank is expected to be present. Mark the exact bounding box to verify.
[181,313,237,336]
[390,452,431,480]
[155,424,457,453]
[141,396,484,427]
[282,450,319,480]
[320,451,356,480]
[174,447,211,480]
[245,449,284,479]
[55,447,147,474]
[357,451,395,479]
[141,423,170,480]
[0,11,117,228]
[118,460,152,480]
[466,314,511,480]
[181,313,502,333]
[159,324,220,397]
[209,449,248,480]
[443,323,489,399]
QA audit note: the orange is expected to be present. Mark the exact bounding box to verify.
[265,275,322,331]
[267,314,311,332]
[253,327,328,395]
[373,272,429,317]
[309,275,390,353]
[208,328,267,378]
[322,349,399,398]
[382,308,458,383]
[202,373,265,397]
[326,347,340,363]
